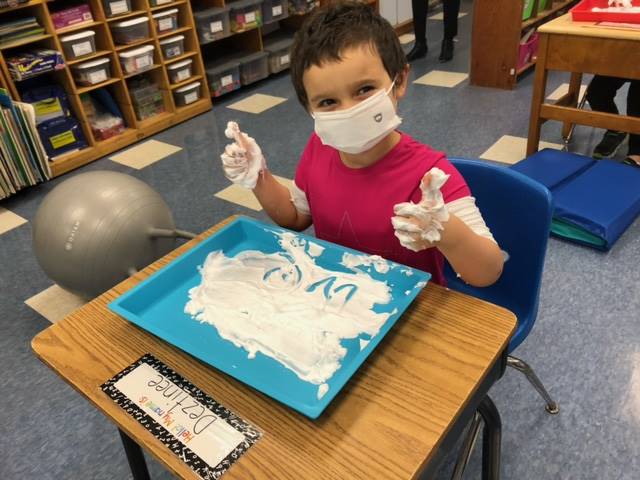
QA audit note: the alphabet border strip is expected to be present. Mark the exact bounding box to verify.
[101,353,262,480]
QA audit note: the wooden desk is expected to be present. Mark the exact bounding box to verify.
[32,216,516,480]
[527,14,640,156]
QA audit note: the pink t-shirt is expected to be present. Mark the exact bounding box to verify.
[295,132,470,285]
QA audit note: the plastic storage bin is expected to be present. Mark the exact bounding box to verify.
[173,81,201,106]
[150,0,174,5]
[60,30,96,60]
[159,35,184,59]
[167,58,193,84]
[102,0,132,18]
[72,57,111,85]
[264,36,293,74]
[229,0,263,32]
[237,51,269,85]
[194,7,231,43]
[111,17,150,44]
[262,0,288,23]
[289,0,317,15]
[152,8,179,34]
[129,77,165,120]
[570,0,640,24]
[119,44,155,75]
[206,59,241,97]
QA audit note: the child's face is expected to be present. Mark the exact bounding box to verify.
[303,43,408,113]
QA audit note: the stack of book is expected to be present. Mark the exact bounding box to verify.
[0,88,50,200]
[0,16,45,48]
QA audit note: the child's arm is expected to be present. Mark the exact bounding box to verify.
[253,170,312,231]
[393,169,503,287]
[220,122,312,231]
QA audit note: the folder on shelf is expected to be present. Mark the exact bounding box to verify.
[511,148,640,251]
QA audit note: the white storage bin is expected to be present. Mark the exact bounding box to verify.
[60,30,96,60]
[111,17,150,45]
[102,0,132,18]
[159,34,184,59]
[173,81,201,106]
[167,58,193,84]
[119,44,155,74]
[152,8,179,34]
[72,57,111,85]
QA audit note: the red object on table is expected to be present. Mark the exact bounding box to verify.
[571,0,640,23]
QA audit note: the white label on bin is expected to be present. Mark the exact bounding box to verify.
[176,69,190,81]
[210,21,223,33]
[245,12,256,23]
[184,91,198,104]
[280,54,290,65]
[72,41,93,57]
[273,6,283,16]
[88,69,108,84]
[221,75,233,87]
[110,0,128,15]
[136,55,152,69]
[159,18,174,31]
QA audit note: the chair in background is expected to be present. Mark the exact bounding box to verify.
[446,158,559,479]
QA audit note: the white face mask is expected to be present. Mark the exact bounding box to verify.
[312,80,402,154]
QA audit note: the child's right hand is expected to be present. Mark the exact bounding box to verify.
[220,121,267,189]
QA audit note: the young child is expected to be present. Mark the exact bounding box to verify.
[220,1,503,287]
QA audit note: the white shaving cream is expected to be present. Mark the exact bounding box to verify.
[185,232,394,385]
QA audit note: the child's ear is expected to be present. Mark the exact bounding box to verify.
[394,64,411,100]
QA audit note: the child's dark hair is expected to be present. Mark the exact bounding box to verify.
[290,1,407,108]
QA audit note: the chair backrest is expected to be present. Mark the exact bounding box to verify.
[445,158,554,351]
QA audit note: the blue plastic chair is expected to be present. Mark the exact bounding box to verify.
[446,158,558,479]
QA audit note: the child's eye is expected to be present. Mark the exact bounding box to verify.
[318,99,335,108]
[357,86,375,96]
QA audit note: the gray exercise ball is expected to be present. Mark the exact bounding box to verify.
[33,171,177,298]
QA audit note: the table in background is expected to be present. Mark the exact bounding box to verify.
[527,14,640,155]
[32,216,516,479]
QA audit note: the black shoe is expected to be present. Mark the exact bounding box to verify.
[406,42,428,62]
[623,156,640,168]
[593,130,627,159]
[439,38,454,62]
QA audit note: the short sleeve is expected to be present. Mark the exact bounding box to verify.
[409,154,471,204]
[294,133,316,194]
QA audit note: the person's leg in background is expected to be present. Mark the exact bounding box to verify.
[407,0,429,61]
[623,80,640,167]
[439,0,461,62]
[586,75,628,159]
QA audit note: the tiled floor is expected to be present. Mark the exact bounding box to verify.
[2,1,639,479]
[214,175,293,211]
[109,139,183,169]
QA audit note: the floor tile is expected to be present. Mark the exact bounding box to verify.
[0,207,27,235]
[214,176,293,211]
[429,11,468,20]
[546,83,588,102]
[109,140,182,170]
[25,284,87,324]
[227,94,288,114]
[480,135,563,165]
[414,70,469,88]
[398,33,415,45]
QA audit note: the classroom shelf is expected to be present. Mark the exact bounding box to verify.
[0,0,212,188]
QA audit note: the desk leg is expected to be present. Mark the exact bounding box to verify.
[478,395,501,480]
[562,72,584,140]
[527,34,550,157]
[118,429,151,480]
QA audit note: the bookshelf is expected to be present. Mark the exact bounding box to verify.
[470,0,578,90]
[192,0,378,100]
[0,0,211,182]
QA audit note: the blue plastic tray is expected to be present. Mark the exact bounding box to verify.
[108,217,430,418]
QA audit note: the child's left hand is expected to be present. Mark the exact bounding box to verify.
[391,168,450,252]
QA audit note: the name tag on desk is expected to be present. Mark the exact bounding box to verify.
[102,354,261,479]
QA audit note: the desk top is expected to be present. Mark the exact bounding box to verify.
[539,13,640,40]
[31,216,516,480]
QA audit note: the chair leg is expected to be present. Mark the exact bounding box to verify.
[450,412,482,480]
[507,355,559,414]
